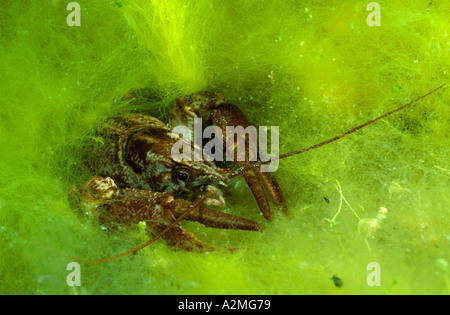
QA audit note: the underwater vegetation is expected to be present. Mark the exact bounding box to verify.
[0,0,448,294]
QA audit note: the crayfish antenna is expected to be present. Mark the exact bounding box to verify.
[228,84,446,178]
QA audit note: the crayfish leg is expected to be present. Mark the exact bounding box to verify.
[167,199,262,231]
[157,224,214,251]
[211,103,287,220]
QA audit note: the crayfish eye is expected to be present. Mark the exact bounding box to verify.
[177,170,189,181]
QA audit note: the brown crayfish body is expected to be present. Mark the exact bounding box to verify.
[70,91,286,251]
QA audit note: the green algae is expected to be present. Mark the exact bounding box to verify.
[0,0,448,295]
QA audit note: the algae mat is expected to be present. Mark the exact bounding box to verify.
[0,0,448,295]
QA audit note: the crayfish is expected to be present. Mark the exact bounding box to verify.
[68,85,445,262]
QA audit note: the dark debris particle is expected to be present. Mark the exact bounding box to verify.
[331,274,343,288]
[323,197,330,204]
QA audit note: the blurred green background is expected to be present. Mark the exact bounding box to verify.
[0,0,448,294]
